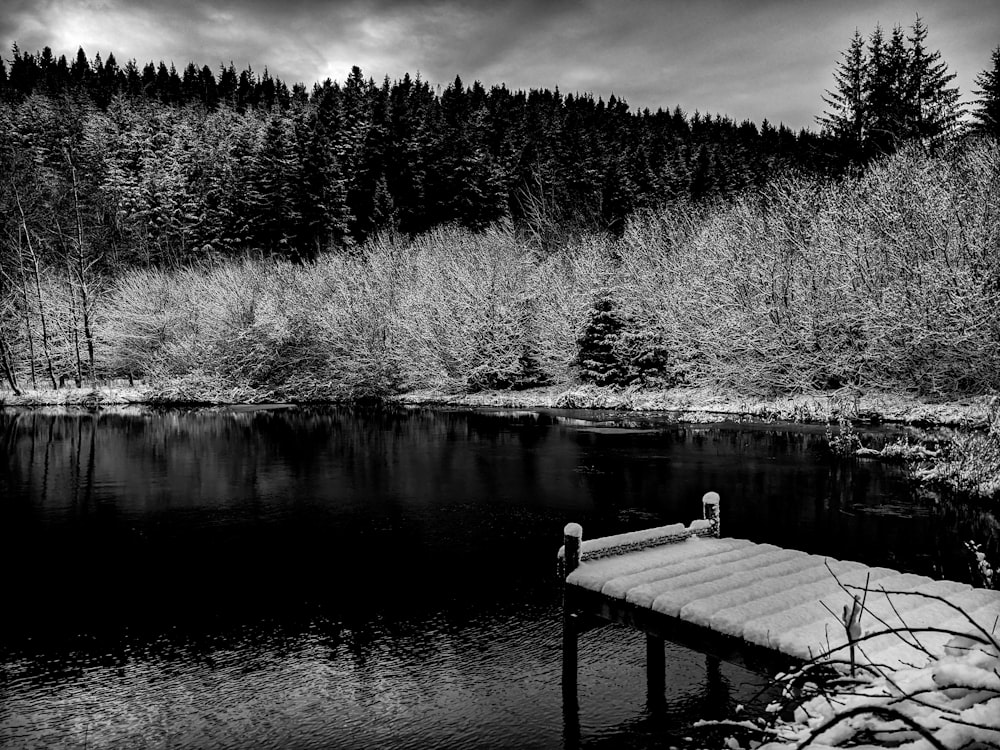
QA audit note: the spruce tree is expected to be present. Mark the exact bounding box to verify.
[70,47,90,88]
[576,293,627,386]
[863,25,898,156]
[302,87,352,250]
[906,16,961,149]
[881,25,911,145]
[254,112,304,255]
[819,30,867,160]
[971,46,1000,139]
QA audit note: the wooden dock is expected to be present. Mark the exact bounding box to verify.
[558,493,1000,704]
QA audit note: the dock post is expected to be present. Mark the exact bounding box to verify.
[562,523,583,704]
[646,633,665,706]
[702,491,721,536]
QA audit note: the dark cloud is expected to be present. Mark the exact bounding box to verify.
[2,0,998,129]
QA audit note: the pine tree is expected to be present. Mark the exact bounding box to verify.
[820,29,868,158]
[95,52,121,106]
[140,62,157,97]
[863,25,898,156]
[906,16,961,149]
[254,112,304,255]
[181,63,200,103]
[971,46,1000,139]
[37,47,63,94]
[70,47,91,89]
[8,44,40,96]
[384,72,430,234]
[199,66,219,109]
[880,25,911,145]
[122,59,142,97]
[576,292,628,386]
[302,82,352,250]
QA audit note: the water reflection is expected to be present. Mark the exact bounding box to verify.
[0,406,995,749]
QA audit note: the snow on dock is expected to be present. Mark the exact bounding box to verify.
[559,494,1000,682]
[567,533,999,669]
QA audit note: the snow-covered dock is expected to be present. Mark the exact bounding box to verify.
[558,493,1000,703]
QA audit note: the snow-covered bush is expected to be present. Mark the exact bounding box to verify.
[688,583,1000,750]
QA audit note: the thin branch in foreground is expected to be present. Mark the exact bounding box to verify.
[822,561,931,656]
[793,704,949,750]
[881,584,932,656]
[848,585,1000,651]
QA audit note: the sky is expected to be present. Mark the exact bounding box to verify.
[2,0,998,130]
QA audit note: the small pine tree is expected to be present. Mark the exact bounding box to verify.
[576,293,627,386]
[575,292,673,386]
[512,344,550,390]
[619,328,672,385]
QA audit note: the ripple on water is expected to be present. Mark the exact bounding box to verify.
[0,607,769,750]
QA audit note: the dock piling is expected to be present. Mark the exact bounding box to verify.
[562,523,583,703]
[645,633,665,703]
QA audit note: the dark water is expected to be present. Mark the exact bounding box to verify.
[1,406,996,749]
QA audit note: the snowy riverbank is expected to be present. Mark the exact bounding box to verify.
[1,382,995,428]
[397,385,996,428]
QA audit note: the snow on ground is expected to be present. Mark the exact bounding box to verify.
[748,634,1000,750]
[4,382,993,428]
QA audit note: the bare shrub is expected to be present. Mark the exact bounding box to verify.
[99,266,198,380]
[613,142,1000,397]
[308,237,411,398]
[394,225,556,391]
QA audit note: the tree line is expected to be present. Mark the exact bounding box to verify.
[1,55,831,264]
[0,20,998,398]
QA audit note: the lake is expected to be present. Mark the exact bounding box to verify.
[1,405,994,749]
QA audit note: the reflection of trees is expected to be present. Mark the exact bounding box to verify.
[825,455,994,583]
[926,487,1000,581]
[562,652,744,750]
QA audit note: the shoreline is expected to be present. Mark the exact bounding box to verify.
[1,382,994,428]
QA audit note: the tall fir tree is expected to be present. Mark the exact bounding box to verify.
[254,112,304,255]
[971,46,1000,139]
[819,29,868,159]
[905,16,961,149]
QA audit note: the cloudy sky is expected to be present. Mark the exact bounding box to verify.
[2,0,997,129]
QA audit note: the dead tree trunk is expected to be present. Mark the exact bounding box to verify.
[14,190,58,389]
[66,152,97,383]
[0,330,21,395]
[13,237,38,389]
[56,219,84,388]
[67,258,84,386]
[0,258,24,395]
